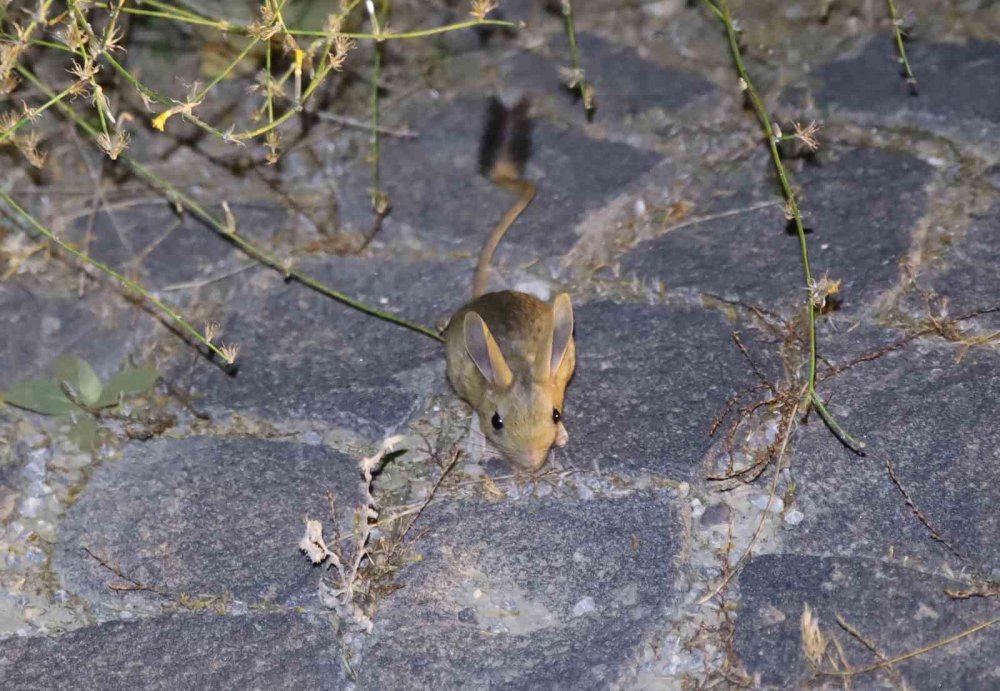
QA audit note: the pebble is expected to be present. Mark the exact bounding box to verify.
[783,509,805,526]
[572,596,597,617]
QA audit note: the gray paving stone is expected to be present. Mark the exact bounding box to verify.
[341,97,661,261]
[564,302,768,479]
[813,35,1000,146]
[55,436,360,610]
[622,148,931,313]
[501,32,717,125]
[735,554,1000,689]
[357,489,681,690]
[786,328,1000,574]
[184,258,465,436]
[0,612,346,691]
[0,276,145,390]
[62,202,285,289]
[903,204,1000,331]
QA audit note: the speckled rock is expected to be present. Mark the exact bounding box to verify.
[55,436,361,610]
[0,612,345,690]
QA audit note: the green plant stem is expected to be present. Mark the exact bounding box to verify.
[704,0,862,451]
[886,0,917,91]
[17,67,444,343]
[0,188,230,362]
[369,14,383,213]
[0,83,76,144]
[559,0,593,117]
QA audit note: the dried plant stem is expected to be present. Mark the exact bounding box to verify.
[697,383,805,604]
[886,0,918,92]
[702,0,862,452]
[17,66,443,343]
[0,187,231,362]
[823,616,999,679]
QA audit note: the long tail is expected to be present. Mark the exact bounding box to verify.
[473,97,535,298]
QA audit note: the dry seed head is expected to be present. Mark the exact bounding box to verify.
[558,66,584,88]
[203,321,220,343]
[328,34,355,71]
[1,72,18,95]
[793,120,821,151]
[60,23,88,51]
[470,0,498,21]
[220,343,240,365]
[800,603,827,670]
[248,4,281,41]
[96,129,129,160]
[264,130,281,165]
[15,130,46,168]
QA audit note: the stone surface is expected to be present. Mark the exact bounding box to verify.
[736,554,1000,689]
[501,32,717,126]
[0,275,147,389]
[904,204,1000,331]
[0,612,345,690]
[786,328,1000,574]
[55,436,360,610]
[559,301,765,479]
[814,36,1000,146]
[61,202,285,289]
[183,258,464,437]
[341,97,661,262]
[622,148,931,313]
[357,489,681,689]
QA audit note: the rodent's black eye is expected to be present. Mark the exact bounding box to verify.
[491,412,504,431]
[552,408,561,424]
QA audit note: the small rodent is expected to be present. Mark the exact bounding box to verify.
[444,98,576,471]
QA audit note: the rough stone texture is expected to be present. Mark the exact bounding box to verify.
[814,36,1000,146]
[785,328,1000,574]
[0,612,345,690]
[357,490,682,690]
[736,554,1000,689]
[62,202,285,289]
[622,148,932,313]
[340,97,661,262]
[560,301,767,479]
[904,204,1000,331]
[501,32,717,126]
[183,258,465,436]
[55,437,360,610]
[0,275,148,389]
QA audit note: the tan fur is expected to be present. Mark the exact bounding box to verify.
[445,291,576,470]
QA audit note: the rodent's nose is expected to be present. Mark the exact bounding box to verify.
[554,422,568,447]
[515,448,549,471]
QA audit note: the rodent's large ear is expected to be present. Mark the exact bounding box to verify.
[463,312,513,389]
[535,293,574,380]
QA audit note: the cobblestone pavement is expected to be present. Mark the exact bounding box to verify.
[1,2,998,689]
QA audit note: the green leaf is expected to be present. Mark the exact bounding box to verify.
[3,379,79,416]
[68,416,99,450]
[96,366,159,407]
[54,356,103,406]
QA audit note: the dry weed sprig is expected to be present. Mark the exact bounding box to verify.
[18,65,444,342]
[822,616,1000,681]
[0,186,235,364]
[701,0,863,453]
[299,435,404,633]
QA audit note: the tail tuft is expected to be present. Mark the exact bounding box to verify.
[478,97,532,183]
